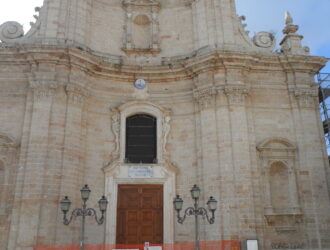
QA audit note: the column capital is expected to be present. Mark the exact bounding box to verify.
[224,85,249,105]
[292,86,318,108]
[29,80,60,100]
[193,86,217,109]
[65,84,90,105]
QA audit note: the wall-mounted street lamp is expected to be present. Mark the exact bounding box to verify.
[60,184,108,250]
[173,184,217,250]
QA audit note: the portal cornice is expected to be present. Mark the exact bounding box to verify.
[0,45,327,83]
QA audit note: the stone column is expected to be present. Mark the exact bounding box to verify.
[13,81,58,249]
[193,86,221,241]
[55,83,89,245]
[224,84,257,240]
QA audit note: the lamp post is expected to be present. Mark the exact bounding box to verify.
[60,184,108,250]
[173,184,217,250]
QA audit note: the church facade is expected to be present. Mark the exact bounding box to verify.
[0,0,329,249]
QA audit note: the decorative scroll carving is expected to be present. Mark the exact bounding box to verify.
[238,15,250,36]
[0,22,24,42]
[253,32,275,49]
[162,115,171,155]
[293,87,318,108]
[224,85,249,105]
[110,109,120,161]
[193,87,217,109]
[107,101,172,165]
[0,7,41,43]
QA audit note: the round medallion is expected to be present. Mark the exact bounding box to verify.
[134,79,147,89]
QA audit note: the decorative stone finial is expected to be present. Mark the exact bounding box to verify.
[283,11,299,34]
[280,11,309,55]
[285,11,293,25]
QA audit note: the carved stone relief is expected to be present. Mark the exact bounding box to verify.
[253,31,276,49]
[66,84,90,106]
[224,85,249,105]
[108,101,171,165]
[110,109,120,161]
[0,6,41,43]
[292,86,318,109]
[162,115,171,156]
[122,0,161,53]
[193,86,217,109]
[257,138,301,220]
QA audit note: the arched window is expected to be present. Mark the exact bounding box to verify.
[125,114,157,163]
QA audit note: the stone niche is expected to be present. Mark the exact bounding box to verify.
[122,0,161,53]
[257,138,303,228]
[257,138,306,249]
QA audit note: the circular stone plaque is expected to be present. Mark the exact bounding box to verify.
[134,79,147,89]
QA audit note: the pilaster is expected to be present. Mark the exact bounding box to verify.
[290,85,330,248]
[13,80,59,249]
[56,83,89,244]
[37,0,92,44]
[214,84,239,241]
[223,84,257,240]
[193,85,221,241]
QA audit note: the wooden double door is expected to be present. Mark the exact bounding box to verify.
[116,184,163,246]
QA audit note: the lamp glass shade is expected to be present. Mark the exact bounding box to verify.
[173,195,183,211]
[190,184,201,199]
[207,196,217,211]
[99,196,108,212]
[60,196,71,212]
[81,184,91,201]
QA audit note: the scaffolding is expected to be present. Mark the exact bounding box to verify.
[318,73,330,151]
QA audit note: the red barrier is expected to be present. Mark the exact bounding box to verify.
[35,241,240,250]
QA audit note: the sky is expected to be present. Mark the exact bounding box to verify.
[0,0,329,72]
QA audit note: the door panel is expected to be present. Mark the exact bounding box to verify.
[116,185,163,246]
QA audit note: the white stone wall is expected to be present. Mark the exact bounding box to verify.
[0,0,329,249]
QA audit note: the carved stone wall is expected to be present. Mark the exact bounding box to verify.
[0,1,329,249]
[122,0,161,53]
[257,138,300,216]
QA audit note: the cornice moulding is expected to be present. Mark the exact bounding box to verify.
[0,45,327,82]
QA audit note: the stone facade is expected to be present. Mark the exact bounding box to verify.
[0,0,329,249]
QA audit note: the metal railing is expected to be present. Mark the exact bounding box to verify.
[318,73,330,151]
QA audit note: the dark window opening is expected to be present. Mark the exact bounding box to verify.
[125,114,157,163]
